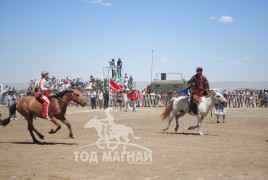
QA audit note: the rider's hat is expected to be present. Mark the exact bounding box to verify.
[196,67,203,72]
[41,71,49,77]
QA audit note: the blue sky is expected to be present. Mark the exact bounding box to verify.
[0,0,267,83]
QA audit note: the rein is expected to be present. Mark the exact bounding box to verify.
[54,90,84,106]
[55,91,72,105]
[56,95,70,104]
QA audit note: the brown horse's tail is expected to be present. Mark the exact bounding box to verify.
[161,99,174,120]
[0,103,17,126]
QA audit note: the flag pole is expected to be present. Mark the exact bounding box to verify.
[150,49,154,84]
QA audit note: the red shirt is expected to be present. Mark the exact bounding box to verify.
[130,91,138,101]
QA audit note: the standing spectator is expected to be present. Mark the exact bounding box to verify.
[249,91,255,108]
[90,90,97,109]
[61,79,71,91]
[7,89,17,120]
[232,91,237,107]
[116,90,123,111]
[130,88,138,112]
[109,59,116,79]
[215,102,226,123]
[26,87,35,96]
[244,89,250,107]
[98,90,103,109]
[137,90,142,107]
[150,91,156,107]
[239,91,243,107]
[124,73,128,89]
[103,89,109,109]
[146,84,151,94]
[156,92,162,107]
[124,89,130,112]
[228,91,233,108]
[117,58,122,79]
[128,75,133,87]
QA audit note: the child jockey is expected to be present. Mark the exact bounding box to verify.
[37,71,51,120]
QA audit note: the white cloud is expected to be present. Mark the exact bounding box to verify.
[218,16,234,23]
[209,16,217,20]
[102,2,112,7]
[232,60,241,64]
[85,0,112,7]
[209,15,234,23]
[159,57,170,63]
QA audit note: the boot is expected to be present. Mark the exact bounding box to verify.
[189,102,198,115]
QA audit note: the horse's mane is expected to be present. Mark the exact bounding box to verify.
[205,94,212,98]
[50,90,70,98]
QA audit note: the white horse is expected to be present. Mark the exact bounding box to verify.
[161,91,227,135]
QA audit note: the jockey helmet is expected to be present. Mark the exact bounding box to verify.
[196,67,203,72]
[41,71,49,77]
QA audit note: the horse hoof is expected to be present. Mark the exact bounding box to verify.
[48,129,55,134]
[39,135,45,140]
[163,128,168,131]
[69,134,74,139]
[199,132,204,136]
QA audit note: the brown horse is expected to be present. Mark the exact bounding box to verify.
[0,89,87,144]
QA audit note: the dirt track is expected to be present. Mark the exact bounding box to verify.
[0,105,268,179]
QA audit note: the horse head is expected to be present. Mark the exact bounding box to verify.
[70,89,87,107]
[212,91,227,107]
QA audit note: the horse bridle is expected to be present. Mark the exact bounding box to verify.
[70,90,85,106]
[56,90,84,106]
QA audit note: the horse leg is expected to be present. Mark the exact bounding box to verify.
[197,117,204,135]
[188,115,201,131]
[27,119,41,144]
[61,117,74,139]
[163,109,179,131]
[32,127,44,140]
[163,115,174,131]
[48,117,61,134]
[175,111,186,132]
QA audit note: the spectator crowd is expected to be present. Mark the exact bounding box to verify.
[1,58,268,113]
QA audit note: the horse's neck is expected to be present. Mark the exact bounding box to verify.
[57,93,72,107]
[201,95,215,110]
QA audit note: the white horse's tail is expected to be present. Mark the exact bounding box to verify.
[161,98,174,120]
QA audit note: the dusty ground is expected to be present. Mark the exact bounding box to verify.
[0,105,268,180]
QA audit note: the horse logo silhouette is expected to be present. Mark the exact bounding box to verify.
[84,109,140,151]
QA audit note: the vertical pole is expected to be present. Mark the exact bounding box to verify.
[151,49,154,85]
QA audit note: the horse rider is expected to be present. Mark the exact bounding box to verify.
[37,71,51,120]
[188,67,210,115]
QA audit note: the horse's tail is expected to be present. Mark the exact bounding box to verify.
[0,103,17,127]
[161,99,174,120]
